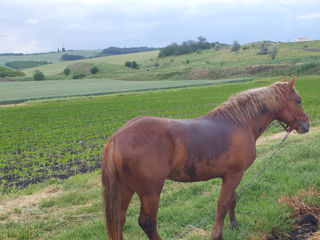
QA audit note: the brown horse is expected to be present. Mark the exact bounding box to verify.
[101,76,309,240]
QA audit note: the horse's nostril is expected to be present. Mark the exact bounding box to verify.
[301,121,310,133]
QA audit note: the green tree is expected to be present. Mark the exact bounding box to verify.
[257,41,269,55]
[90,66,99,74]
[269,46,278,59]
[64,67,71,76]
[131,61,139,69]
[124,61,132,68]
[33,70,45,81]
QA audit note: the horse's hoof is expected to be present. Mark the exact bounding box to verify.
[230,221,238,229]
[211,232,222,240]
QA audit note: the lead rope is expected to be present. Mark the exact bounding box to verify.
[171,131,291,240]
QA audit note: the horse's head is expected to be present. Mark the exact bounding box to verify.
[275,76,310,134]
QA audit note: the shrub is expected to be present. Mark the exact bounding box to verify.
[64,67,71,76]
[213,43,228,51]
[132,61,139,69]
[125,61,132,68]
[257,41,269,55]
[33,70,45,81]
[90,66,99,74]
[72,73,85,79]
[269,46,278,59]
[125,61,139,69]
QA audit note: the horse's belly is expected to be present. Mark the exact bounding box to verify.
[167,153,228,182]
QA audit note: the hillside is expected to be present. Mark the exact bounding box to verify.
[12,40,320,81]
[0,66,25,79]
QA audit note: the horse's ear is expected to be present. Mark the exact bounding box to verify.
[282,76,287,82]
[288,75,295,90]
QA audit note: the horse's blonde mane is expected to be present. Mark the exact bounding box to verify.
[209,82,291,123]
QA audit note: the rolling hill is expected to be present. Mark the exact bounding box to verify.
[12,40,320,81]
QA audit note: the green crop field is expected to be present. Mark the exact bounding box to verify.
[0,50,101,66]
[0,76,319,189]
[0,76,319,240]
[0,78,249,104]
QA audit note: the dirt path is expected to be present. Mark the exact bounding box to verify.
[257,125,319,146]
[0,186,61,222]
[0,102,26,108]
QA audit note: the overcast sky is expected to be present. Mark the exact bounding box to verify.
[0,0,319,53]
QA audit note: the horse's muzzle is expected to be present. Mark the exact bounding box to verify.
[297,120,310,134]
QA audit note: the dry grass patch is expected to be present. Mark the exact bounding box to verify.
[0,186,61,223]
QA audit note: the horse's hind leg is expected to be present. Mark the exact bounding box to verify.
[138,193,162,240]
[119,181,134,239]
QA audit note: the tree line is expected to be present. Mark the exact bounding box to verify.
[158,37,227,57]
[97,47,157,57]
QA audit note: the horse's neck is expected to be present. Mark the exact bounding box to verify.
[248,112,276,141]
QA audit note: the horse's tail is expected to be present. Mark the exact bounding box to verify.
[101,140,121,240]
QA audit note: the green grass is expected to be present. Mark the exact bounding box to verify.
[0,66,25,78]
[0,76,319,239]
[0,129,319,240]
[5,61,49,69]
[0,75,319,189]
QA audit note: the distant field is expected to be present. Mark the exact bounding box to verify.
[0,50,101,66]
[21,50,159,77]
[0,78,247,104]
[18,41,320,81]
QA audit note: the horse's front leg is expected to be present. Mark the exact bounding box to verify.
[212,172,243,240]
[229,191,238,229]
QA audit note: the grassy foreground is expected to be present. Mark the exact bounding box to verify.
[0,128,319,240]
[0,75,319,239]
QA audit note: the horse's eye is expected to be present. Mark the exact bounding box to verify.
[296,99,301,104]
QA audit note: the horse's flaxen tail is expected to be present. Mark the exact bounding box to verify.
[101,140,121,240]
